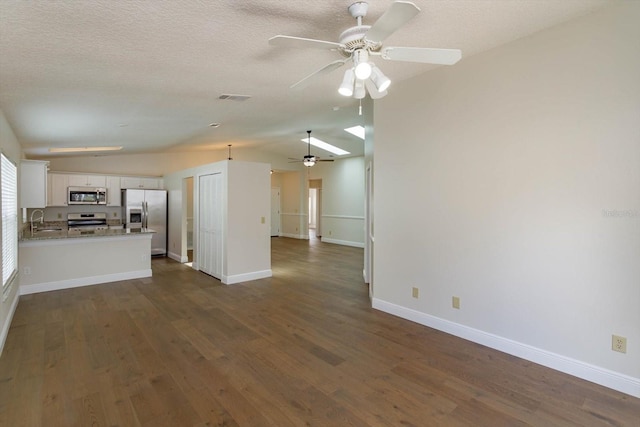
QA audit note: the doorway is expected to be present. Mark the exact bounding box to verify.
[308,179,322,239]
[184,176,194,265]
[271,187,280,237]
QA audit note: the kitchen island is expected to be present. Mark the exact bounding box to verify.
[19,228,155,295]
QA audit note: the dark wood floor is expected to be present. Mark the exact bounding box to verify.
[1,237,638,426]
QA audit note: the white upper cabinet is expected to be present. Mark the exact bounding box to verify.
[106,176,121,206]
[67,174,107,187]
[47,173,69,207]
[20,160,49,208]
[120,177,163,189]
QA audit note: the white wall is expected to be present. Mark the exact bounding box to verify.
[226,161,271,279]
[279,171,307,239]
[309,157,365,247]
[0,110,22,355]
[373,3,640,397]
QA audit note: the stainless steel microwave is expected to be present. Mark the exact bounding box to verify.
[68,187,107,205]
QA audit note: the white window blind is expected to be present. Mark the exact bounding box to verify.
[1,153,18,289]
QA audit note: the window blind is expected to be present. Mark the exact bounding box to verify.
[1,153,17,289]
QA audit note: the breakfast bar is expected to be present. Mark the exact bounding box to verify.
[19,228,155,295]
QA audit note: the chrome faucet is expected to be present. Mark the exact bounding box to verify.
[30,209,44,234]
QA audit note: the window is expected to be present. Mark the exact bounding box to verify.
[1,153,17,291]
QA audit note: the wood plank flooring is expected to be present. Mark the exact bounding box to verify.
[1,237,639,426]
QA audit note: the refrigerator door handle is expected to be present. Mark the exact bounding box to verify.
[143,201,148,228]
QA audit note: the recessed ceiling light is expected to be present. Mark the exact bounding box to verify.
[49,146,123,153]
[301,136,350,156]
[344,125,365,140]
[209,123,221,128]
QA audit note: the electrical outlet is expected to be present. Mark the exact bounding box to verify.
[23,267,31,276]
[452,296,460,309]
[113,212,118,217]
[612,335,627,353]
[57,213,62,219]
[261,216,265,224]
[412,287,419,298]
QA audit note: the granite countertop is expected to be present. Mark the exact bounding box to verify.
[20,227,156,241]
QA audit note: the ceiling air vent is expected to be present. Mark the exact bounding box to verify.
[218,94,252,102]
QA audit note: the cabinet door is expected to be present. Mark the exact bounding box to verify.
[121,177,161,189]
[106,176,121,206]
[141,177,162,189]
[68,174,106,187]
[87,175,106,187]
[20,160,49,208]
[47,173,69,207]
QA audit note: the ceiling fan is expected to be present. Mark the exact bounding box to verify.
[289,131,335,167]
[269,1,462,99]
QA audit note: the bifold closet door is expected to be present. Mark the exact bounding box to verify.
[198,173,223,279]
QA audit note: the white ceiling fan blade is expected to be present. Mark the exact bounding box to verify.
[364,1,420,44]
[364,79,388,99]
[290,60,346,90]
[269,35,343,50]
[381,47,462,65]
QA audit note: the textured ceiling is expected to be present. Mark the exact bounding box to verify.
[0,0,612,160]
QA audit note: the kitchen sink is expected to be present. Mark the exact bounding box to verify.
[35,227,63,233]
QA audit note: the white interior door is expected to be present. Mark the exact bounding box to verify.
[270,187,280,237]
[198,173,223,279]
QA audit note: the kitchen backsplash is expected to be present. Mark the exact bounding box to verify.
[27,205,122,222]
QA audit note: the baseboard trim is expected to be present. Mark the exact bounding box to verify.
[222,269,272,285]
[320,237,364,248]
[167,251,188,263]
[0,290,20,357]
[280,233,309,240]
[20,269,153,296]
[372,298,640,398]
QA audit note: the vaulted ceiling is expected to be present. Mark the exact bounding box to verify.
[0,0,611,161]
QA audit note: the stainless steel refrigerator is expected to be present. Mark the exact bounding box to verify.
[122,189,167,256]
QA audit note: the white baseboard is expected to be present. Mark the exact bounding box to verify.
[222,269,272,285]
[280,233,309,240]
[372,298,640,398]
[0,290,20,357]
[20,269,153,295]
[320,237,364,248]
[167,251,188,263]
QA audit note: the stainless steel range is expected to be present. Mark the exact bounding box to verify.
[67,213,109,233]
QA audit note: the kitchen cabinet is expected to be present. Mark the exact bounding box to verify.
[20,160,49,208]
[47,173,69,207]
[106,176,121,206]
[120,176,163,189]
[68,174,106,187]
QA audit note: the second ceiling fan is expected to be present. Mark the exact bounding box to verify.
[269,1,462,99]
[289,131,335,167]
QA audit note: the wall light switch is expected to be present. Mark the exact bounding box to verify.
[261,216,265,224]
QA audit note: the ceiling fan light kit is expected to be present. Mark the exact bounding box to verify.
[353,78,366,100]
[370,65,391,92]
[353,49,372,79]
[269,1,462,100]
[338,68,355,96]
